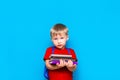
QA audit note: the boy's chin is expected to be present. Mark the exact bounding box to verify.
[56,46,65,49]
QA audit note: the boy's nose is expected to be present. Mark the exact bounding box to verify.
[58,39,61,43]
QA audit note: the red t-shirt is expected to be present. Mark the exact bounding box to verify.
[43,47,77,80]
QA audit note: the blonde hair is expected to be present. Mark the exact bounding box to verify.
[50,23,68,38]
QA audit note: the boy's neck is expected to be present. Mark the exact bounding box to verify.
[55,46,66,50]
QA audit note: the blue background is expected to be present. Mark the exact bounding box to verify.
[0,0,120,80]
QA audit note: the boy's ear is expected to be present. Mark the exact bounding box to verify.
[67,37,69,40]
[67,35,69,40]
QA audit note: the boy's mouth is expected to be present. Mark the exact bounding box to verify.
[57,45,62,47]
[58,45,61,46]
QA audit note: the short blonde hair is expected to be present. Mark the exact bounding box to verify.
[50,23,68,38]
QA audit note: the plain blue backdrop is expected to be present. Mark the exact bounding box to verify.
[0,0,120,80]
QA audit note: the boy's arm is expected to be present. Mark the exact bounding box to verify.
[45,59,65,70]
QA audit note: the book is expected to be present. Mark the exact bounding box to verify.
[49,54,78,65]
[49,54,72,59]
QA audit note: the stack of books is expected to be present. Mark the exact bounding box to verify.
[49,54,77,65]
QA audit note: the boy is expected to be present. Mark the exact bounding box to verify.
[43,23,77,80]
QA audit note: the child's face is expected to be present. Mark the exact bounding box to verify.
[51,33,68,49]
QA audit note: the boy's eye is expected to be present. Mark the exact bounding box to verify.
[61,37,64,39]
[54,38,58,40]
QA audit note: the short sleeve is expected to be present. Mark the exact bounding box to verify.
[43,47,52,61]
[70,49,78,61]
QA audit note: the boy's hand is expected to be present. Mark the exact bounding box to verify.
[65,60,76,71]
[65,60,73,67]
[56,59,65,68]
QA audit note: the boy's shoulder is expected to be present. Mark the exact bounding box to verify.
[46,46,56,51]
[46,46,53,50]
[66,47,74,51]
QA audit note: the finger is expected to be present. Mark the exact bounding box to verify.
[60,59,63,65]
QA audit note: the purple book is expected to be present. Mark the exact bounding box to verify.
[49,60,78,65]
